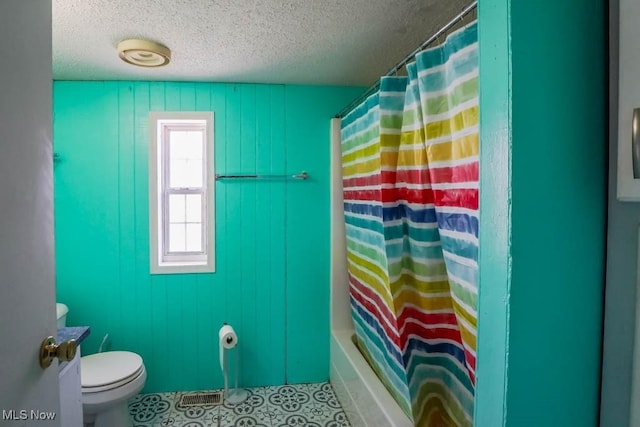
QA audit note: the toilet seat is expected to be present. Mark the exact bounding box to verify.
[81,351,144,393]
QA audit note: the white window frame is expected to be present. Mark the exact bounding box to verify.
[149,111,215,274]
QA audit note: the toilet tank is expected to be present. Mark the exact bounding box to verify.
[56,303,68,328]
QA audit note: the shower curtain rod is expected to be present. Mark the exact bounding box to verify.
[334,1,477,119]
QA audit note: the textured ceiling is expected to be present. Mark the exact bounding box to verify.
[53,0,473,86]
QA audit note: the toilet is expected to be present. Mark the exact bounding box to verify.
[81,351,147,427]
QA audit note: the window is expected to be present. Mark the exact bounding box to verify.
[149,112,215,274]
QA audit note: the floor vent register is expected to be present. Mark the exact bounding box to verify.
[178,392,223,407]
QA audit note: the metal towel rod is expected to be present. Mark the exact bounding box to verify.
[215,171,309,180]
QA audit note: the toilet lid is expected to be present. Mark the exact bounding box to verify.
[81,351,144,391]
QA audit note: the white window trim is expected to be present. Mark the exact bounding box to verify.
[149,111,215,274]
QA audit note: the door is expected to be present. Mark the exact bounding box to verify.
[618,0,640,201]
[0,1,59,425]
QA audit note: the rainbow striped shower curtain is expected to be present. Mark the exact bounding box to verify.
[341,22,478,426]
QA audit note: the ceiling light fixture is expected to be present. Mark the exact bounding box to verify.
[117,39,171,68]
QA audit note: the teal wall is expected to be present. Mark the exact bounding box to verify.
[476,0,607,426]
[53,81,363,393]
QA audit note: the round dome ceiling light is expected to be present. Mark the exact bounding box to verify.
[117,39,171,68]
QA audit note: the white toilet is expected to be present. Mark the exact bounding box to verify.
[81,351,147,427]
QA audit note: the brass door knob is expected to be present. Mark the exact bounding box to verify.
[39,336,77,368]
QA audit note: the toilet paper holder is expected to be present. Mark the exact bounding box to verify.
[219,323,247,405]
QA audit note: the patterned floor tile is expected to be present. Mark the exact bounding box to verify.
[264,385,311,413]
[307,383,343,411]
[265,383,346,426]
[326,411,351,427]
[217,388,271,427]
[129,392,176,425]
[128,382,351,427]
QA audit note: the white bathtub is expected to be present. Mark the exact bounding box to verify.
[330,330,413,427]
[329,119,412,427]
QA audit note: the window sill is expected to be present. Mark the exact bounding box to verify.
[151,262,215,275]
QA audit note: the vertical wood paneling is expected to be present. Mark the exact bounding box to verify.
[268,86,287,383]
[284,86,364,383]
[208,83,229,390]
[285,85,328,382]
[103,82,124,358]
[193,83,214,391]
[222,84,246,389]
[98,81,121,357]
[118,83,136,356]
[54,81,364,393]
[148,82,168,393]
[255,85,284,385]
[133,82,152,379]
[178,83,199,391]
[163,83,185,391]
[239,85,257,387]
[254,85,272,382]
